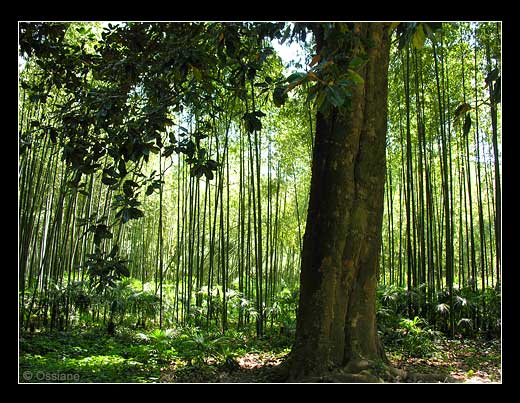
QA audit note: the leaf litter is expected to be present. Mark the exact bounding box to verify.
[160,338,501,383]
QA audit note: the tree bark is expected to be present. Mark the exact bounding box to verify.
[288,22,391,381]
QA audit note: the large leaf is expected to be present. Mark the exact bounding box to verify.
[204,168,214,181]
[101,176,118,186]
[348,56,365,70]
[118,159,127,176]
[347,69,364,86]
[108,245,119,258]
[389,22,401,33]
[326,86,344,108]
[145,185,155,196]
[206,159,219,171]
[121,207,144,223]
[286,72,307,83]
[92,224,112,246]
[454,102,472,118]
[123,180,139,197]
[412,24,426,49]
[423,22,442,40]
[273,86,288,107]
[243,112,262,133]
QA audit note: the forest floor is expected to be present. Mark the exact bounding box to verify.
[161,338,502,383]
[19,328,501,383]
[386,338,501,383]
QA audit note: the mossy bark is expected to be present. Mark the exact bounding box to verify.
[288,22,391,381]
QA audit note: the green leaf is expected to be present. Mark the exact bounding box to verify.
[190,165,204,179]
[412,24,426,49]
[348,56,364,70]
[425,22,442,32]
[163,145,175,158]
[273,86,288,107]
[123,180,139,193]
[243,112,262,133]
[347,69,364,86]
[117,264,130,278]
[193,132,208,141]
[79,164,102,175]
[423,22,442,40]
[204,168,214,181]
[326,86,344,108]
[306,88,319,104]
[102,177,118,186]
[192,66,202,81]
[93,224,112,246]
[286,72,307,84]
[118,159,127,176]
[254,82,269,89]
[389,22,401,33]
[108,245,119,258]
[49,128,58,144]
[121,207,144,223]
[206,159,218,171]
[315,90,327,111]
[454,102,472,118]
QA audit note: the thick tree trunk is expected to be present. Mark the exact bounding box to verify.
[287,22,391,381]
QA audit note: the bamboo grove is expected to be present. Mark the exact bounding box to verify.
[18,22,501,341]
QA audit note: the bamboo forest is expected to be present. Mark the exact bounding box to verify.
[18,21,502,383]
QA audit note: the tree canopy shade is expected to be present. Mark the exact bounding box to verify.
[18,21,501,383]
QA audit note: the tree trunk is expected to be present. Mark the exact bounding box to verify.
[287,22,391,381]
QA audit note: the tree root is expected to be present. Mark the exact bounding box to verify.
[404,372,456,383]
[283,358,457,383]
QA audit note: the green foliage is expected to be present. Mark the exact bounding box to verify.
[396,316,441,357]
[242,110,265,133]
[377,282,501,348]
[19,22,501,383]
[267,287,299,333]
[394,22,443,50]
[83,250,130,293]
[19,328,164,382]
[273,85,289,106]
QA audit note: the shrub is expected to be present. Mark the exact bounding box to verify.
[397,316,441,357]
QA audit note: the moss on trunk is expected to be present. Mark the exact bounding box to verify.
[288,22,392,381]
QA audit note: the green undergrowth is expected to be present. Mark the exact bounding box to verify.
[19,323,500,383]
[19,326,293,383]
